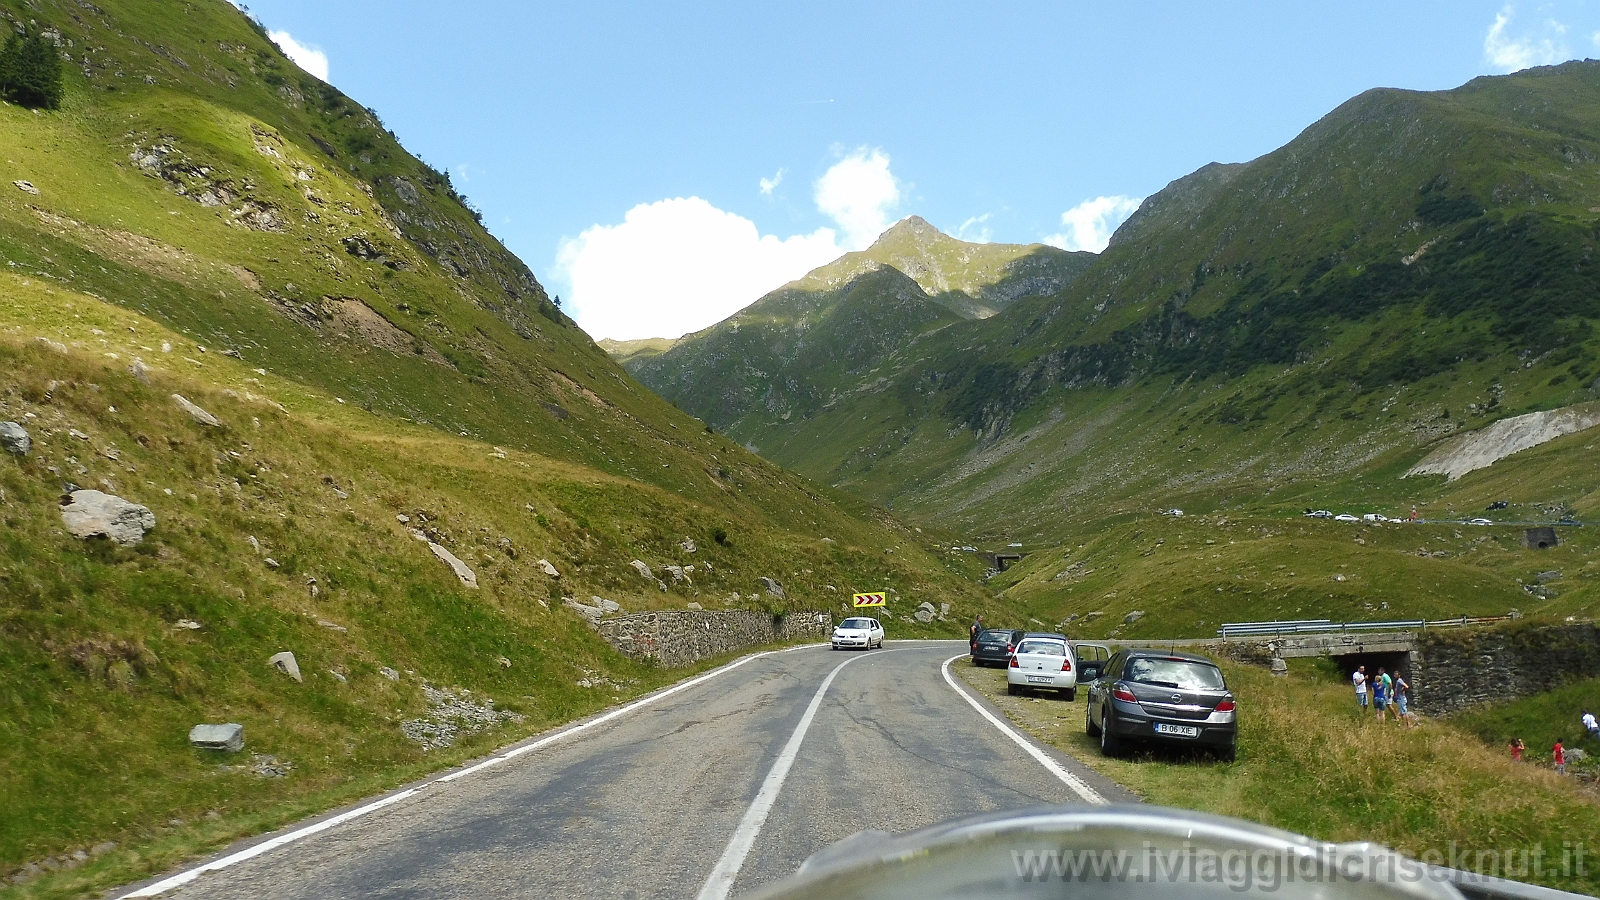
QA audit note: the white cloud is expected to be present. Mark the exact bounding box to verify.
[955,214,992,243]
[814,147,901,250]
[269,29,329,82]
[1483,5,1569,73]
[1043,196,1143,253]
[559,150,910,340]
[556,197,842,341]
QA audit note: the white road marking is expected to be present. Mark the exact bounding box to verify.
[695,649,888,900]
[117,644,825,899]
[940,653,1107,805]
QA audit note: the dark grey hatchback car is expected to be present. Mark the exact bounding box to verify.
[970,629,1025,667]
[1085,649,1237,761]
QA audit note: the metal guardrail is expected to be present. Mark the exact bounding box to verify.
[1218,614,1517,639]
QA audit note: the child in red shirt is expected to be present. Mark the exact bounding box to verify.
[1510,738,1524,761]
[1554,739,1566,774]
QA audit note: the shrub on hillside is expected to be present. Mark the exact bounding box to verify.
[0,30,64,110]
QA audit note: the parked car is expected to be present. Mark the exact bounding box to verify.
[1361,513,1388,523]
[830,616,884,650]
[1333,513,1360,522]
[1467,517,1493,526]
[1007,635,1078,699]
[1304,509,1333,518]
[1085,649,1237,761]
[970,628,1025,667]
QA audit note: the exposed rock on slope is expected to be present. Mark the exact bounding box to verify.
[1405,403,1600,481]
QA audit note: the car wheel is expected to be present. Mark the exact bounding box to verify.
[1065,688,1076,702]
[1098,708,1121,757]
[1220,741,1237,763]
[1085,702,1101,737]
[1006,683,1019,696]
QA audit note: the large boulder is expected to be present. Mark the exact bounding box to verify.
[0,421,30,455]
[428,543,478,588]
[268,651,303,682]
[59,490,156,546]
[759,577,786,600]
[188,723,244,752]
[171,394,220,427]
[914,601,937,623]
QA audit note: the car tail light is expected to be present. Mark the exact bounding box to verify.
[1216,699,1235,712]
[1009,656,1020,668]
[1112,684,1137,703]
[1061,658,1072,672]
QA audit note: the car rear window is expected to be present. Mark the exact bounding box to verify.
[1017,640,1066,656]
[1125,658,1225,690]
[980,630,1012,642]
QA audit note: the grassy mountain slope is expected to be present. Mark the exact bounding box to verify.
[0,1,991,893]
[622,217,1094,447]
[634,63,1600,634]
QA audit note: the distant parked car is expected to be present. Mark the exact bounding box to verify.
[1333,514,1360,522]
[1007,635,1078,700]
[1487,500,1509,511]
[830,616,884,650]
[1361,514,1389,523]
[1304,509,1333,518]
[1085,649,1237,761]
[971,628,1025,667]
[1467,518,1494,526]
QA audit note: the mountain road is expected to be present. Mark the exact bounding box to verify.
[115,641,1133,899]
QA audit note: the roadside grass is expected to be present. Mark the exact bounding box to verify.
[1450,675,1600,777]
[0,292,987,899]
[957,657,1600,895]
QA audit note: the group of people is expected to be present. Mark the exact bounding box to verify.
[1512,710,1599,775]
[1351,665,1415,726]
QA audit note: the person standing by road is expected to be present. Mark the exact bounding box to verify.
[969,615,984,651]
[1554,739,1567,775]
[1582,710,1599,741]
[1373,667,1390,722]
[1510,737,1525,761]
[1352,666,1368,713]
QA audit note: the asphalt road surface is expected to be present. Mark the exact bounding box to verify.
[118,641,1134,900]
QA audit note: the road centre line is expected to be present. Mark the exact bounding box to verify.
[695,649,889,900]
[118,644,823,899]
[939,653,1107,805]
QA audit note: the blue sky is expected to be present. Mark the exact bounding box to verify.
[241,1,1600,339]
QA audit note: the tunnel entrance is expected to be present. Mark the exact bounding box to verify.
[1328,650,1415,695]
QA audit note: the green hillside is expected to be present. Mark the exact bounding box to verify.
[626,62,1600,633]
[622,216,1093,446]
[0,1,991,894]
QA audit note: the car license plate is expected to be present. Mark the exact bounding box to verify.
[1026,675,1053,683]
[1154,723,1199,738]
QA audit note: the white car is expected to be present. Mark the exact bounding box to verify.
[1333,514,1361,522]
[1007,636,1078,700]
[831,616,884,650]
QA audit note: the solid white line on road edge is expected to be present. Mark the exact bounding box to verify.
[940,654,1106,805]
[118,644,828,899]
[696,649,889,900]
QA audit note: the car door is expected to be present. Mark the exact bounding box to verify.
[873,619,884,647]
[1074,643,1110,682]
[1092,652,1124,727]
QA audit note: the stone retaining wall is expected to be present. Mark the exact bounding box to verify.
[1410,623,1600,715]
[595,609,834,668]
